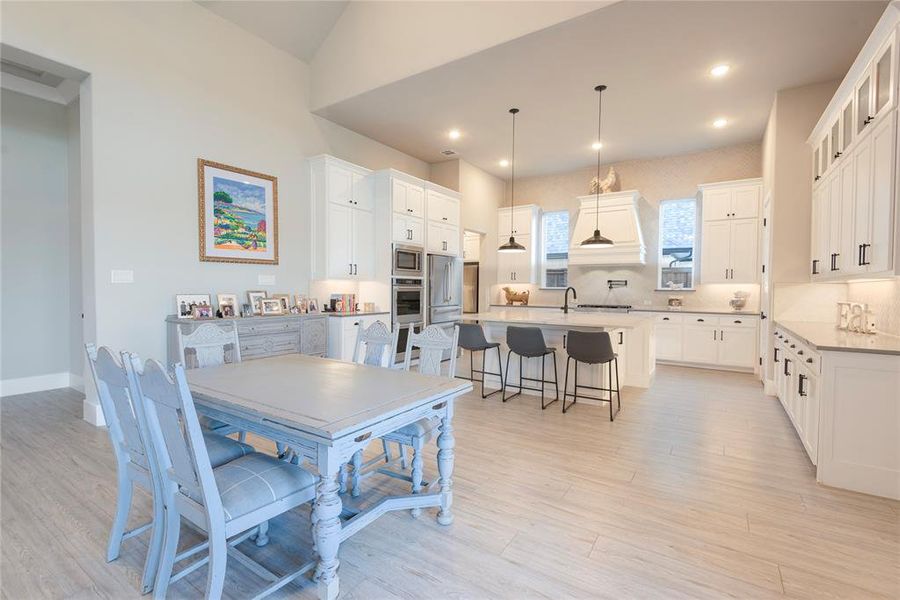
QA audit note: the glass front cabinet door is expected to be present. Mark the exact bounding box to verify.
[873,35,894,120]
[856,71,873,135]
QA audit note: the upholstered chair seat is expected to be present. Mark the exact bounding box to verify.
[210,453,318,522]
[202,432,254,468]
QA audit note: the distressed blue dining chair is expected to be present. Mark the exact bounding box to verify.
[177,322,245,439]
[85,344,256,594]
[351,325,458,515]
[346,320,400,496]
[127,355,318,600]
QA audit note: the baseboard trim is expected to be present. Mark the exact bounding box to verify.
[82,397,105,427]
[0,372,79,397]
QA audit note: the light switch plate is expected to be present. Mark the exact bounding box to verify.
[110,269,134,284]
[258,274,276,286]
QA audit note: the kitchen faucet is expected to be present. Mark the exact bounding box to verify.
[562,287,577,314]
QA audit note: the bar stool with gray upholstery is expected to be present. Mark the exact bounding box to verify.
[457,323,504,398]
[502,326,559,409]
[562,330,620,420]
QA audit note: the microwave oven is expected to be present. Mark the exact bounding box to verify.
[393,244,423,277]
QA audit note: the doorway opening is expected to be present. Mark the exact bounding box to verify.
[463,230,483,313]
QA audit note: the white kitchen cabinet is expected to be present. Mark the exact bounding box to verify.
[392,177,425,218]
[463,233,481,261]
[717,318,757,367]
[654,313,683,361]
[699,179,761,284]
[393,213,424,245]
[496,233,534,283]
[496,205,540,284]
[808,12,899,280]
[309,155,374,280]
[427,221,460,256]
[426,187,460,226]
[700,217,759,283]
[699,179,761,221]
[498,205,536,237]
[655,312,758,371]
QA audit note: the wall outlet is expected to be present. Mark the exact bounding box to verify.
[258,274,276,286]
[110,269,134,284]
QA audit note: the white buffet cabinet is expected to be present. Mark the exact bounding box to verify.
[773,322,900,499]
[809,6,900,280]
[651,311,759,371]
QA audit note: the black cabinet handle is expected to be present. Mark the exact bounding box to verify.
[812,259,820,275]
[864,115,873,125]
[814,175,821,181]
[784,357,791,376]
[774,347,780,363]
[734,320,742,324]
[349,263,353,275]
[713,330,717,341]
[834,152,842,159]
[720,330,725,341]
[861,243,870,266]
[563,334,567,349]
[662,317,670,321]
[761,312,767,320]
[798,374,807,397]
[697,318,705,322]
[618,332,623,345]
[806,357,813,363]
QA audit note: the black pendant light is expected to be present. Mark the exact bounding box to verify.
[581,84,614,247]
[499,108,526,253]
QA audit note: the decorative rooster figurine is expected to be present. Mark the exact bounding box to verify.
[590,166,618,194]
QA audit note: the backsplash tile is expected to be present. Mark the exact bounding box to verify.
[847,279,900,336]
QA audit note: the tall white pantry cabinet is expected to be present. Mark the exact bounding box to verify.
[809,8,900,281]
[698,178,762,284]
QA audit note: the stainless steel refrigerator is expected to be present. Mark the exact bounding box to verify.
[428,254,463,351]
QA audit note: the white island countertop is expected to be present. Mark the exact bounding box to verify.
[463,310,654,330]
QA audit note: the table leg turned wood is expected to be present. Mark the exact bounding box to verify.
[313,468,342,600]
[436,403,456,525]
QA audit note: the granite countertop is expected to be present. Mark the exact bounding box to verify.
[776,320,900,355]
[326,311,390,318]
[465,310,653,330]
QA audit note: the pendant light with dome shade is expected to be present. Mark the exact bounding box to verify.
[498,108,526,253]
[581,84,614,247]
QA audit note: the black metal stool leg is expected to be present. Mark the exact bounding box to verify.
[615,356,621,411]
[469,351,475,382]
[540,355,546,409]
[497,346,504,390]
[501,350,513,402]
[608,361,614,421]
[552,352,559,402]
[562,356,571,413]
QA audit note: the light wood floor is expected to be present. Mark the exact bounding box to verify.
[2,365,898,599]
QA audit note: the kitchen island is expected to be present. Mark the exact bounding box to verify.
[461,310,656,405]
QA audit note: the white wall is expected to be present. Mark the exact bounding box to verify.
[1,1,430,419]
[1,89,73,383]
[310,1,606,110]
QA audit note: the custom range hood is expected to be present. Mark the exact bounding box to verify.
[568,190,647,266]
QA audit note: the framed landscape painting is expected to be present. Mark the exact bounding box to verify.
[198,159,278,264]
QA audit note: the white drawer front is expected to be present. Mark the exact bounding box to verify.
[653,313,683,324]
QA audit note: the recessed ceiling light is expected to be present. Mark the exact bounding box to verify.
[448,129,461,140]
[710,64,730,78]
[499,159,509,167]
[591,141,603,150]
[713,118,729,129]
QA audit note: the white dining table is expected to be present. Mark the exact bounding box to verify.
[184,354,472,600]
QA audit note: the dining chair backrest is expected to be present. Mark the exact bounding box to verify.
[127,356,221,517]
[352,320,398,368]
[177,321,241,369]
[402,324,459,379]
[85,344,151,473]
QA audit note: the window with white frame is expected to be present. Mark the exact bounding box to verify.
[658,198,697,289]
[541,210,569,289]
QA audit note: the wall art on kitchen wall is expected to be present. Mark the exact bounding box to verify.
[198,158,278,264]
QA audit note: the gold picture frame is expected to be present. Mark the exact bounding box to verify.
[198,159,278,265]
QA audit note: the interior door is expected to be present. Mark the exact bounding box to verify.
[352,208,374,278]
[728,218,759,283]
[701,220,732,283]
[326,202,353,278]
